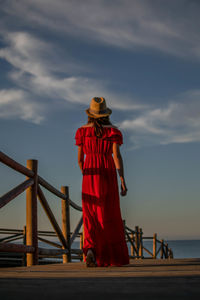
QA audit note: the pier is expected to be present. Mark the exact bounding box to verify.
[1,151,200,298]
[1,259,200,299]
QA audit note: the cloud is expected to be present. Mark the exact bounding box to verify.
[0,89,44,124]
[2,0,200,60]
[120,90,200,149]
[0,30,146,124]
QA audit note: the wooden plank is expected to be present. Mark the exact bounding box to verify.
[0,179,34,209]
[0,242,34,253]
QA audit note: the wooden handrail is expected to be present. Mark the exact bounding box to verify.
[0,150,82,211]
[0,178,34,209]
[0,242,34,253]
[0,151,34,178]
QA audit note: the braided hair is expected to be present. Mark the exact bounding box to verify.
[87,116,112,138]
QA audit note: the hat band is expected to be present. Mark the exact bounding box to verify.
[89,108,108,114]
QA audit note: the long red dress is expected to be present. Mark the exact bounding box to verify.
[75,126,129,267]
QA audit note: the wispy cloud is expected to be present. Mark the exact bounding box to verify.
[0,89,44,124]
[2,0,200,60]
[120,90,200,149]
[0,30,146,123]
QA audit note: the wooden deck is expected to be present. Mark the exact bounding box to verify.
[1,259,200,299]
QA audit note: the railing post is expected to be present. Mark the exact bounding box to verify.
[135,226,139,259]
[61,186,71,263]
[153,233,157,259]
[26,159,38,266]
[80,232,83,261]
[82,224,85,262]
[139,228,143,258]
[165,242,169,259]
[130,232,134,257]
[160,239,164,259]
[22,225,27,266]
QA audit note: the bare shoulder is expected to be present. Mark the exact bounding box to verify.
[81,123,94,128]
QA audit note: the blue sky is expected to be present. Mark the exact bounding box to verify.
[1,0,200,240]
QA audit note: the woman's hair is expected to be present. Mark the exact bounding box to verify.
[87,116,112,138]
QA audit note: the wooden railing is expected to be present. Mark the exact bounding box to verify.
[0,227,83,266]
[124,224,173,259]
[0,151,173,267]
[0,151,83,266]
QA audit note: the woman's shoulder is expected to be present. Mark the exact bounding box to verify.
[81,124,94,128]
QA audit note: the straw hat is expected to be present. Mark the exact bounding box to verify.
[86,97,112,118]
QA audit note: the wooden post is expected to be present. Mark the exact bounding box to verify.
[61,186,71,263]
[153,233,157,259]
[135,226,139,259]
[82,223,85,262]
[130,232,134,257]
[160,239,164,259]
[165,243,169,259]
[80,233,83,261]
[139,228,143,259]
[168,248,173,259]
[26,160,38,266]
[22,225,27,266]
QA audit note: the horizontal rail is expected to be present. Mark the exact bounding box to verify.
[0,228,23,234]
[0,242,35,253]
[0,151,34,178]
[0,178,34,209]
[38,248,68,256]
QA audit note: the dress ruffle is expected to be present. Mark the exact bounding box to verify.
[75,127,123,146]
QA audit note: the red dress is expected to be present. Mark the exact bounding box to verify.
[75,126,129,267]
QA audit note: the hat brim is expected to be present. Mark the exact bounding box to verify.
[85,108,112,119]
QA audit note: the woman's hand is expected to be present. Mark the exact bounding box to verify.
[120,178,128,196]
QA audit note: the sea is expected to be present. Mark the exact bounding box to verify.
[38,239,200,262]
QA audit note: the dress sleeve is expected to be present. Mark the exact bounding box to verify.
[75,128,83,146]
[111,128,123,145]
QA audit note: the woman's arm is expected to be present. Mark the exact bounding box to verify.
[77,146,84,174]
[112,143,128,196]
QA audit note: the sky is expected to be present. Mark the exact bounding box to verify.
[0,0,200,241]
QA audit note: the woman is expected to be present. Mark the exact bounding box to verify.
[75,97,129,267]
